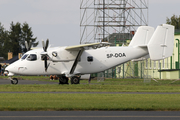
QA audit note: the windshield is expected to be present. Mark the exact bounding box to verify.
[21,54,28,60]
[27,54,37,61]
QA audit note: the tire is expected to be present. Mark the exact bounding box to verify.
[59,76,69,84]
[11,78,18,85]
[71,76,80,84]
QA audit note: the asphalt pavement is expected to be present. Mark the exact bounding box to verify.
[0,78,57,84]
[0,111,180,120]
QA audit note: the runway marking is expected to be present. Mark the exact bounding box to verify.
[1,116,180,118]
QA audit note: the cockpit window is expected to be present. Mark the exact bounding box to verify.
[27,54,37,61]
[21,54,28,60]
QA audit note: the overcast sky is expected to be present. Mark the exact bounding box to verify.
[0,0,180,47]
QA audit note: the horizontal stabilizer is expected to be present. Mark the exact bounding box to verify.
[131,55,150,62]
[148,24,174,60]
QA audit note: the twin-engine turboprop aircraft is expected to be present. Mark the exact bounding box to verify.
[5,24,174,84]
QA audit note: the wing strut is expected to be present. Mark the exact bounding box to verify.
[70,48,84,74]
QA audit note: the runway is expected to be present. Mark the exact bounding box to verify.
[0,111,180,120]
[0,79,57,84]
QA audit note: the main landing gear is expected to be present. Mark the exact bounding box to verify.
[71,76,80,84]
[9,77,18,85]
[58,76,80,85]
[59,76,69,84]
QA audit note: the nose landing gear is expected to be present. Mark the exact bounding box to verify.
[9,77,18,85]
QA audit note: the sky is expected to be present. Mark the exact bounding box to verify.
[0,0,180,47]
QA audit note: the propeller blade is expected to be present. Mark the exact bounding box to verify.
[42,40,45,51]
[29,40,32,50]
[25,41,29,51]
[44,56,50,72]
[45,59,48,72]
[44,39,49,52]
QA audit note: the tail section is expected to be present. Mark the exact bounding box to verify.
[129,26,154,47]
[148,24,174,60]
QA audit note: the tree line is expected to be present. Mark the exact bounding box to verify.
[166,14,180,29]
[0,22,38,60]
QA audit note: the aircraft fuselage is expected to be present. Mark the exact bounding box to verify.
[6,46,148,76]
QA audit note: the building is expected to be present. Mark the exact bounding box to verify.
[0,52,22,65]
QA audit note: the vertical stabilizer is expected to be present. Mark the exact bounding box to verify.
[148,24,174,60]
[129,26,154,47]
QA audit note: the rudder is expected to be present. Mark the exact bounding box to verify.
[148,24,174,61]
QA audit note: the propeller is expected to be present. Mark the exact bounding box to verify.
[25,40,32,51]
[42,39,50,72]
[42,39,49,52]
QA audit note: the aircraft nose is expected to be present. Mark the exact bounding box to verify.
[5,64,15,73]
[5,65,15,76]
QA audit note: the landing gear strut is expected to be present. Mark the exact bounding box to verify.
[10,77,18,85]
[59,76,69,84]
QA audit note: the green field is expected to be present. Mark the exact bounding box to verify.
[0,93,180,111]
[0,76,180,111]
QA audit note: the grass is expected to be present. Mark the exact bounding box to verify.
[1,76,180,111]
[1,84,180,92]
[0,93,180,111]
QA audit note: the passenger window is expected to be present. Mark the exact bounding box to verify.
[27,54,37,61]
[87,56,93,62]
[21,54,28,60]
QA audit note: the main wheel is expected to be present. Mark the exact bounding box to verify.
[59,76,69,84]
[71,76,80,84]
[11,78,18,85]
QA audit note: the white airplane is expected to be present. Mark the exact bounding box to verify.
[5,24,174,85]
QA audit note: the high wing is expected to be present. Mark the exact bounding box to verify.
[65,42,111,75]
[46,42,111,62]
[65,42,111,50]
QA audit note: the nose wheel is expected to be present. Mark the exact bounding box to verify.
[10,78,18,85]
